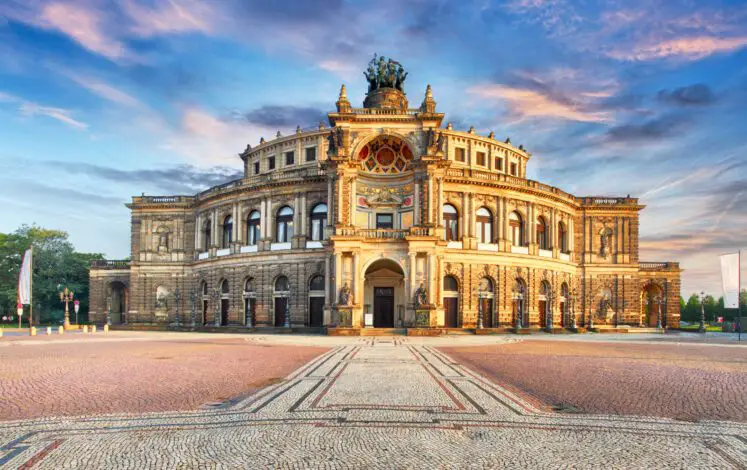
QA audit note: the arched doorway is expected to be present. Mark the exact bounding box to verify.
[478,277,494,328]
[220,279,230,326]
[108,281,128,324]
[308,275,325,327]
[243,278,256,327]
[443,275,459,328]
[274,276,290,327]
[364,259,404,328]
[641,282,664,327]
[539,281,551,328]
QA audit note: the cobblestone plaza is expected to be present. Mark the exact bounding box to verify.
[1,333,746,468]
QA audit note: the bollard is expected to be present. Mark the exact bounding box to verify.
[0,328,3,338]
[91,325,97,334]
[104,324,109,334]
[82,325,88,334]
[46,327,52,335]
[58,326,64,335]
[30,327,37,336]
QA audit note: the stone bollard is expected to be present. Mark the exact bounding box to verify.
[104,325,109,334]
[46,327,52,335]
[30,327,37,336]
[91,325,97,334]
[58,326,64,335]
[82,325,88,334]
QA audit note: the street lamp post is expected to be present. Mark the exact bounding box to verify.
[545,288,554,333]
[284,289,291,329]
[569,289,577,329]
[654,294,663,329]
[174,288,182,328]
[59,287,74,328]
[189,288,197,328]
[512,283,524,330]
[476,288,484,329]
[74,300,80,325]
[106,296,112,326]
[699,291,706,333]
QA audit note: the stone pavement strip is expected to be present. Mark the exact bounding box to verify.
[1,337,746,469]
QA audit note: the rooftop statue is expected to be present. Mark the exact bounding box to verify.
[364,54,408,93]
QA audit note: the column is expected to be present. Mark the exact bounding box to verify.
[350,176,357,227]
[195,213,201,252]
[293,192,300,234]
[352,252,360,304]
[211,208,218,247]
[337,175,344,224]
[461,192,468,239]
[468,194,475,237]
[327,175,334,226]
[334,253,343,297]
[300,193,307,236]
[232,203,239,244]
[260,198,267,239]
[409,252,417,304]
[569,216,574,252]
[324,254,331,305]
[413,177,420,226]
[437,177,444,225]
[427,175,433,224]
[236,202,243,244]
[427,254,436,306]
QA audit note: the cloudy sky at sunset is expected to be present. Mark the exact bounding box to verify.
[1,0,745,296]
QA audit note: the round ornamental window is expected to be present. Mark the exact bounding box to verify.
[357,136,413,174]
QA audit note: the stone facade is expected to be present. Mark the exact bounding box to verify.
[89,68,681,329]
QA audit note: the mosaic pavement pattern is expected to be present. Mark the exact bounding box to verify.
[1,337,746,469]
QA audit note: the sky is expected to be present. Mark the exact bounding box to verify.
[0,0,745,297]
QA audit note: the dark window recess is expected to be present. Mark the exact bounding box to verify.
[495,157,504,171]
[476,151,486,166]
[510,162,518,176]
[254,161,260,175]
[268,156,276,170]
[285,151,294,165]
[376,213,394,229]
[305,147,317,161]
[455,148,465,162]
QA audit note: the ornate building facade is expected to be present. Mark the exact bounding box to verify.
[89,58,681,331]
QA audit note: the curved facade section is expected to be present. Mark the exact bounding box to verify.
[89,72,681,330]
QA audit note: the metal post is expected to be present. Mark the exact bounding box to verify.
[698,291,706,333]
[569,291,577,329]
[284,290,291,328]
[106,296,112,326]
[477,290,484,329]
[189,289,197,328]
[174,288,181,328]
[545,289,553,332]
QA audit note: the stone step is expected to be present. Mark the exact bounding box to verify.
[360,328,407,336]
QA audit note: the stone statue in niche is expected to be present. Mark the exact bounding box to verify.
[599,227,613,258]
[157,231,169,253]
[414,283,428,306]
[156,289,168,309]
[339,282,352,306]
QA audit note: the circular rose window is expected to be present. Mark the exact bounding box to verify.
[357,136,413,174]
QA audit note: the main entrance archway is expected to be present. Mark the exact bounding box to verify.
[363,259,404,328]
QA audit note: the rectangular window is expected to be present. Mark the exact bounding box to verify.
[285,151,294,166]
[476,151,486,166]
[305,147,317,162]
[376,213,394,229]
[254,161,260,175]
[495,157,504,171]
[510,162,518,176]
[268,156,276,170]
[455,148,465,162]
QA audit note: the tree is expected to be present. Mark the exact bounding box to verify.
[0,225,103,325]
[681,293,701,322]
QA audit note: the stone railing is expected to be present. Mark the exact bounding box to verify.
[90,259,130,269]
[336,227,411,239]
[579,196,639,206]
[409,226,435,237]
[348,107,421,115]
[444,168,576,202]
[640,262,680,271]
[133,195,194,204]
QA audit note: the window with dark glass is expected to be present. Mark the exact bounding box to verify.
[222,216,233,248]
[443,204,459,241]
[204,219,211,251]
[558,222,568,253]
[495,157,504,171]
[276,206,294,242]
[509,211,524,246]
[275,276,289,292]
[443,275,458,292]
[247,210,260,245]
[310,203,328,241]
[376,213,393,229]
[285,151,294,165]
[268,156,276,170]
[455,148,465,162]
[476,151,486,166]
[537,217,548,250]
[254,161,260,175]
[309,275,324,291]
[476,207,493,243]
[510,162,518,176]
[305,147,317,162]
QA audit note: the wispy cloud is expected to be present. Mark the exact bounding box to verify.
[609,36,747,61]
[19,102,88,130]
[657,84,716,107]
[61,71,143,108]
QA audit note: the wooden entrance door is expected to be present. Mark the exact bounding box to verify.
[274,297,287,327]
[539,300,547,327]
[480,298,493,328]
[221,299,229,326]
[309,297,324,327]
[373,287,394,327]
[444,297,458,328]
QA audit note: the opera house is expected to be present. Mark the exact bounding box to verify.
[89,57,681,332]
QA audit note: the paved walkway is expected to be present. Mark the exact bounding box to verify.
[1,337,746,468]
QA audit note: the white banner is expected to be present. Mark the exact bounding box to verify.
[18,248,32,305]
[720,252,740,309]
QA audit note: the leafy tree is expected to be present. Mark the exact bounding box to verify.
[681,293,701,322]
[0,225,103,325]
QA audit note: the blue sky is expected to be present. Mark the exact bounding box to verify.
[1,0,746,296]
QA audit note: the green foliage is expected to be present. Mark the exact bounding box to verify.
[0,224,103,325]
[681,294,701,322]
[679,290,746,324]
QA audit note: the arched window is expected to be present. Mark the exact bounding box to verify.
[247,211,260,246]
[203,219,212,251]
[201,281,208,296]
[221,279,230,294]
[443,275,459,328]
[275,275,290,292]
[310,203,327,241]
[276,206,294,243]
[509,212,524,246]
[443,204,459,241]
[443,276,458,292]
[244,278,254,294]
[476,207,493,244]
[478,277,494,328]
[222,216,233,248]
[558,221,568,253]
[537,216,548,250]
[309,275,325,291]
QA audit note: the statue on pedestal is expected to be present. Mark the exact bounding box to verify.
[414,283,428,307]
[339,282,352,306]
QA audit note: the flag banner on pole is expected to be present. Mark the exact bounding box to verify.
[720,252,740,309]
[18,248,32,305]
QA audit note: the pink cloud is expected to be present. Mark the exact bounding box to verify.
[121,0,215,37]
[41,2,127,60]
[609,35,747,61]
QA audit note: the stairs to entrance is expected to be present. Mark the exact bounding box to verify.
[360,328,407,336]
